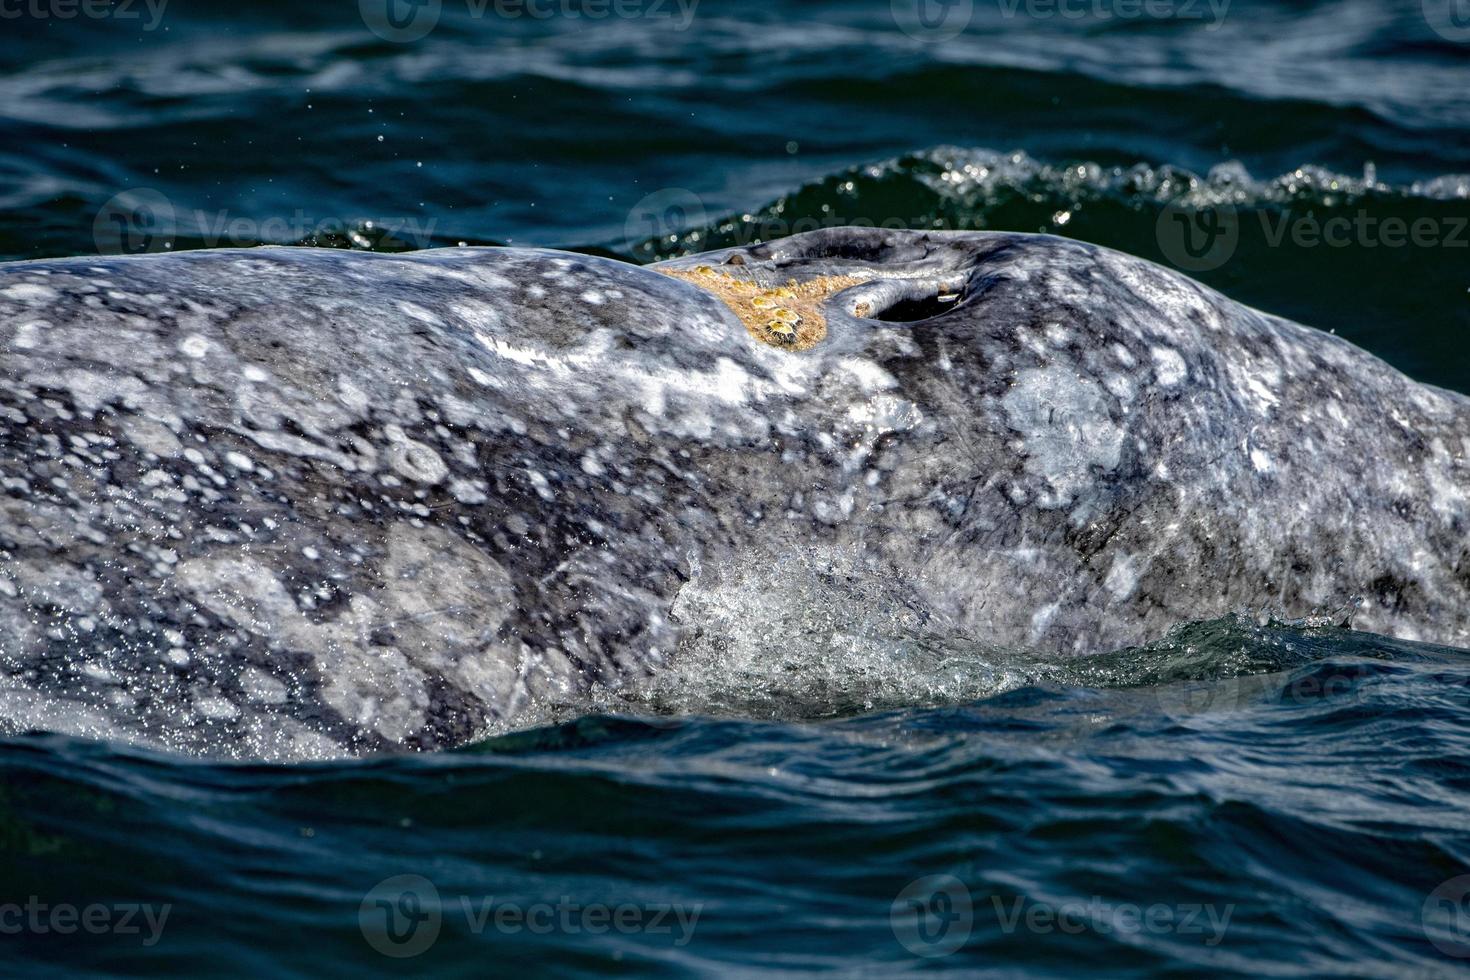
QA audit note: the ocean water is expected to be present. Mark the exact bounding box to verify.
[3,0,1470,974]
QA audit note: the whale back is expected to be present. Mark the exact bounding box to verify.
[1,229,1466,758]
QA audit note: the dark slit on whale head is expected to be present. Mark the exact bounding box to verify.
[871,290,962,322]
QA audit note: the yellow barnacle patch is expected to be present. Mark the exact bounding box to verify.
[765,320,797,342]
[657,265,869,351]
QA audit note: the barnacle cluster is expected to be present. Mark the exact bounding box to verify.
[659,263,869,351]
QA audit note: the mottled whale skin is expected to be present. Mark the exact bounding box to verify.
[1,227,1467,758]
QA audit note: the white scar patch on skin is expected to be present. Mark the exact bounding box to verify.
[1003,365,1124,508]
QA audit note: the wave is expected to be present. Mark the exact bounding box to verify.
[623,144,1470,259]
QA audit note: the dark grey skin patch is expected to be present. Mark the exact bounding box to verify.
[0,228,1465,759]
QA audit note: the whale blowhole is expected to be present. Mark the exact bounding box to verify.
[866,289,963,322]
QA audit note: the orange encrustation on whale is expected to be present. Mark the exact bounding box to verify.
[659,263,870,350]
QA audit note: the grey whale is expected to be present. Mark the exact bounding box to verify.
[1,227,1466,759]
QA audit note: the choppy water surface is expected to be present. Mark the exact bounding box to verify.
[8,619,1470,975]
[4,0,1470,974]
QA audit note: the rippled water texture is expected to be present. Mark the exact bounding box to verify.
[6,619,1470,975]
[3,0,1470,975]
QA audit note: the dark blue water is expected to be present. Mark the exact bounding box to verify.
[4,0,1470,974]
[6,619,1470,975]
